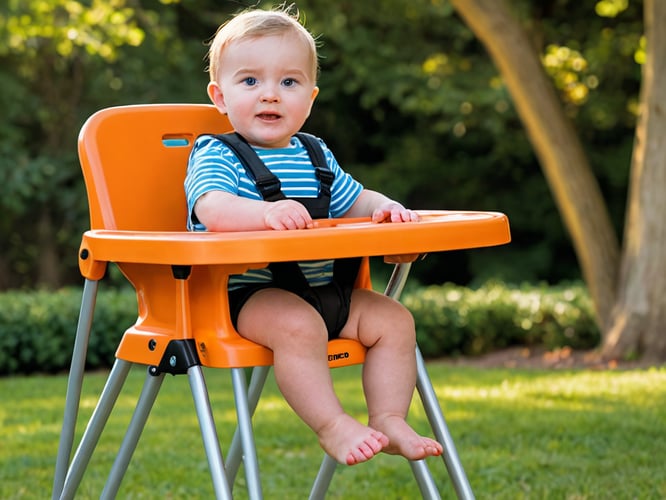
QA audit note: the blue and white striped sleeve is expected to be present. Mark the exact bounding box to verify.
[184,135,240,231]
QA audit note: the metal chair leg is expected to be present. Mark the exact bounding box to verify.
[225,366,270,486]
[385,262,411,300]
[415,347,474,500]
[410,459,442,500]
[53,279,99,499]
[308,453,337,500]
[308,449,442,499]
[189,365,234,500]
[58,359,132,500]
[230,367,263,499]
[392,264,474,499]
[100,368,165,499]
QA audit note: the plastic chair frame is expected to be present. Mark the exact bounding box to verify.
[52,104,510,499]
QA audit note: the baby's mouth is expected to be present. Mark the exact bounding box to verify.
[257,113,280,121]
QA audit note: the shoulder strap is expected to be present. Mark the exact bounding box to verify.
[213,133,285,201]
[295,132,326,167]
[295,132,335,197]
[213,132,335,202]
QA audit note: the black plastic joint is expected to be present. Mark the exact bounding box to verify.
[256,177,284,201]
[171,265,191,280]
[151,339,200,376]
[315,167,335,184]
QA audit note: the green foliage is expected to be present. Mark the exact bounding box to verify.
[0,0,646,288]
[403,281,599,357]
[0,0,215,288]
[0,281,598,375]
[0,0,145,62]
[0,287,136,375]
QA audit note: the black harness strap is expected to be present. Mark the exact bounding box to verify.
[212,132,362,338]
[297,132,335,199]
[213,132,335,209]
[213,132,286,202]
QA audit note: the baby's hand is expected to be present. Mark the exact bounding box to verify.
[371,202,420,224]
[263,200,313,230]
[372,201,419,262]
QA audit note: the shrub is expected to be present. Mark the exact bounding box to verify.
[403,281,599,357]
[0,287,136,375]
[0,281,599,375]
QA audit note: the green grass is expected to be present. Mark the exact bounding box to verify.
[2,363,665,499]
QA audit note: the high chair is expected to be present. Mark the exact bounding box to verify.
[52,104,511,500]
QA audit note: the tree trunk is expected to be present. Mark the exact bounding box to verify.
[602,0,666,361]
[450,0,620,331]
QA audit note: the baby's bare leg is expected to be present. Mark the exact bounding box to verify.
[341,290,443,460]
[236,288,388,465]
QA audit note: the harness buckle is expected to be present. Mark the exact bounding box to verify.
[255,176,284,200]
[315,167,335,197]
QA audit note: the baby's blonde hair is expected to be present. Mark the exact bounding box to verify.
[207,5,318,83]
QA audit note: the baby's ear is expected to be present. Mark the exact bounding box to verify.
[207,82,227,113]
[305,86,319,117]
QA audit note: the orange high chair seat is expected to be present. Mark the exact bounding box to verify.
[52,104,511,500]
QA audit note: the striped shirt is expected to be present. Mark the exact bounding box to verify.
[184,134,363,289]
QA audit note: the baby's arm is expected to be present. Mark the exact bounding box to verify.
[344,189,419,223]
[194,190,314,231]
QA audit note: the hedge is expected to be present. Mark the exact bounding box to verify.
[403,281,599,358]
[0,282,599,375]
[0,288,135,375]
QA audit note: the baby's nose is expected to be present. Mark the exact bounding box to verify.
[260,88,280,103]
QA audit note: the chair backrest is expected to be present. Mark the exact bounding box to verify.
[78,104,369,368]
[78,104,232,231]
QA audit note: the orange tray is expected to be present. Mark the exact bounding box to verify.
[78,210,510,279]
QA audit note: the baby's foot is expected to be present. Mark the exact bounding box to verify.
[370,414,443,460]
[317,414,389,465]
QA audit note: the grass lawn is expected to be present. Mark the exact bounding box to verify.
[2,362,665,499]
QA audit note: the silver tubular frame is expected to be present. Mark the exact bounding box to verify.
[52,276,235,499]
[53,263,474,499]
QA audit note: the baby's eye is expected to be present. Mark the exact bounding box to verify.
[243,77,257,86]
[282,78,297,87]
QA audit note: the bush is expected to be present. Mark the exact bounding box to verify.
[0,287,136,375]
[0,282,599,375]
[403,281,599,358]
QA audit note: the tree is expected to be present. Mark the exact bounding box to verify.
[603,0,666,361]
[0,0,209,288]
[0,0,649,316]
[0,0,147,288]
[299,0,580,285]
[450,0,666,360]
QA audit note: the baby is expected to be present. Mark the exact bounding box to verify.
[185,6,442,466]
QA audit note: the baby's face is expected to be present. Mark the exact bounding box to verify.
[208,32,319,148]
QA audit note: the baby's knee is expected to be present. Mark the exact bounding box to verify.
[279,306,329,343]
[373,297,416,343]
[387,298,416,330]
